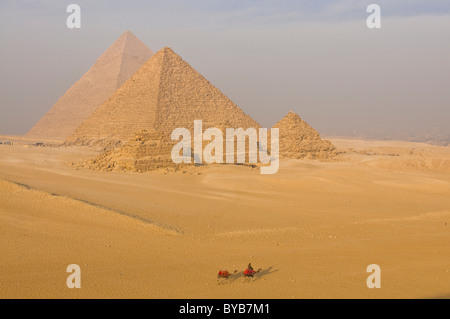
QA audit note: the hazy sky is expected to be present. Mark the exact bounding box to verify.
[1,0,449,142]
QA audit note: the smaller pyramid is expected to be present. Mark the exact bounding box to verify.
[273,111,336,159]
[80,121,259,173]
[80,130,178,172]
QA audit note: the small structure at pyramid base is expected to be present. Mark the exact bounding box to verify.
[76,111,337,173]
[79,130,180,172]
[273,111,336,160]
[78,122,268,172]
[78,122,264,173]
[66,136,123,149]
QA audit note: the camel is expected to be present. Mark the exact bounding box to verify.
[217,270,237,278]
[243,263,262,277]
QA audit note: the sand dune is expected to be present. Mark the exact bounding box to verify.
[0,139,449,298]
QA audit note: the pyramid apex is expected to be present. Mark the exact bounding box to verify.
[121,30,140,42]
[273,110,303,129]
[116,30,132,41]
[284,110,301,120]
[105,30,153,58]
[151,47,180,62]
[160,46,176,55]
[121,30,134,40]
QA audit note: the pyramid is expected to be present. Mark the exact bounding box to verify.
[27,31,154,140]
[66,47,260,146]
[273,111,336,159]
[80,130,179,172]
[80,123,258,173]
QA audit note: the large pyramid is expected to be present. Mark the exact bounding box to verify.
[273,111,336,159]
[66,47,260,146]
[27,31,154,140]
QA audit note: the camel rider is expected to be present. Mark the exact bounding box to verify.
[244,263,256,277]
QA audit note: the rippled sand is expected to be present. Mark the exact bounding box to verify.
[0,138,449,298]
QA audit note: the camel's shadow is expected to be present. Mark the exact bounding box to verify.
[253,266,278,281]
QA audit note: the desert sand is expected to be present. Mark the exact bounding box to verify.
[1,138,449,298]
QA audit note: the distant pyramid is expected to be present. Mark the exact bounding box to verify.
[27,31,154,140]
[66,47,260,146]
[273,111,336,159]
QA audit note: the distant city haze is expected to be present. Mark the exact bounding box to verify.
[1,1,449,144]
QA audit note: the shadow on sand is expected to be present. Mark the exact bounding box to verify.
[253,266,278,281]
[218,266,278,285]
